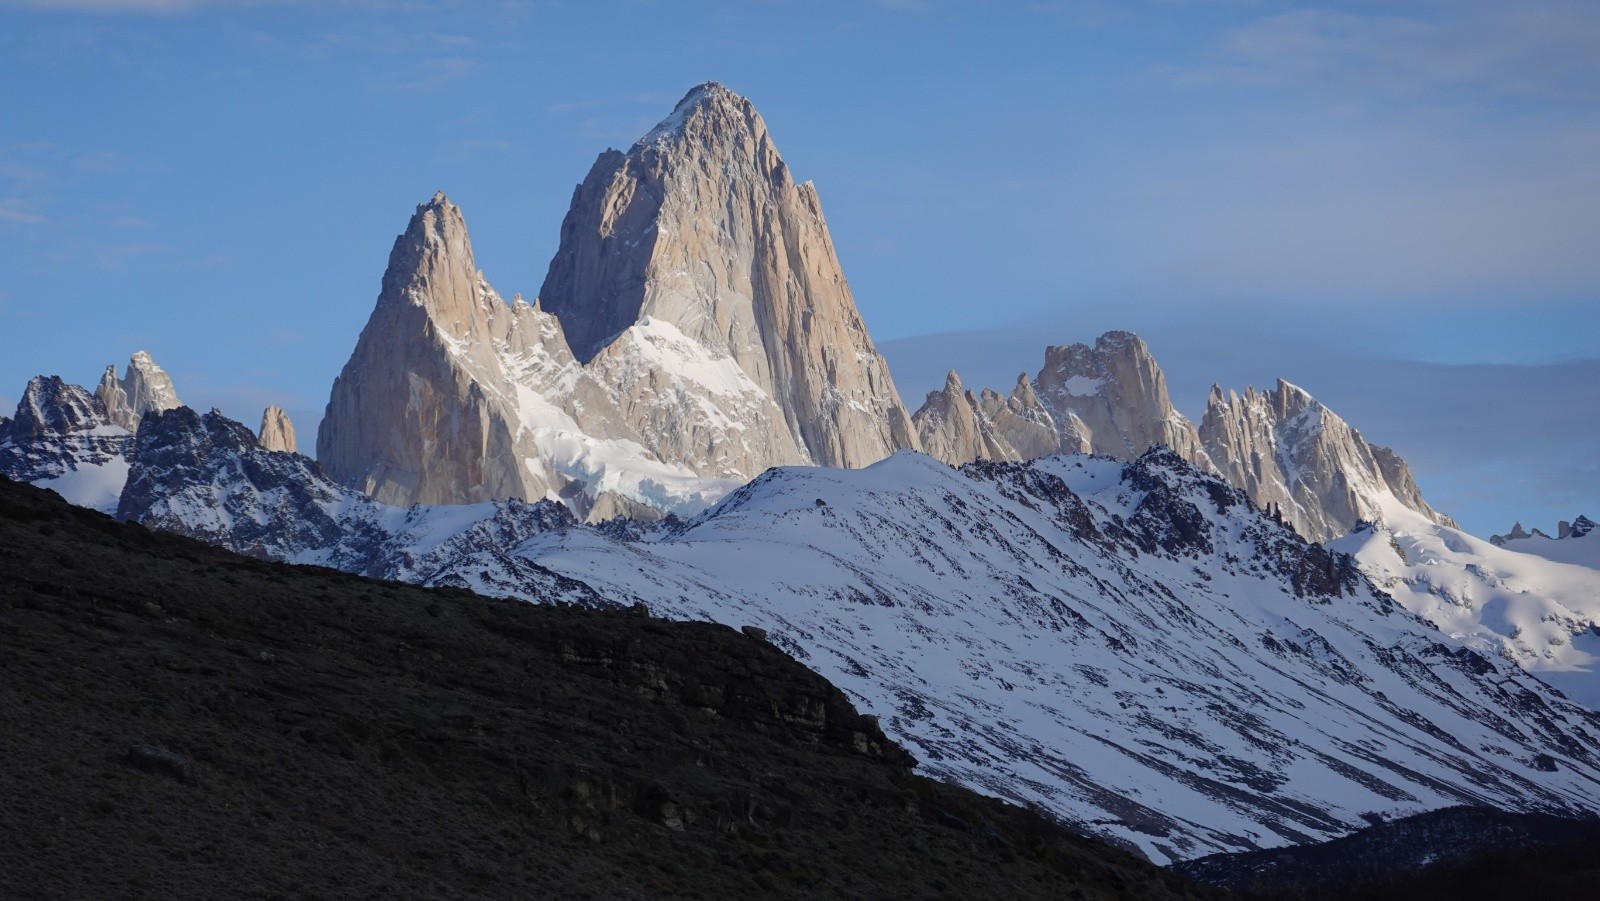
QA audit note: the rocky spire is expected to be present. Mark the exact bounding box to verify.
[913,371,1018,466]
[913,332,1213,469]
[317,192,566,507]
[257,405,297,453]
[95,351,181,432]
[537,81,918,469]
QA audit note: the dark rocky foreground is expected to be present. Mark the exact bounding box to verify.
[0,476,1211,900]
[1177,805,1600,899]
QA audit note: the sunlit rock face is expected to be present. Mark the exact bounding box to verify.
[319,84,919,520]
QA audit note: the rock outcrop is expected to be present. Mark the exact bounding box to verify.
[1199,379,1457,543]
[320,84,919,518]
[1494,515,1594,546]
[95,351,181,432]
[257,405,297,453]
[538,82,918,469]
[316,192,739,519]
[318,192,580,508]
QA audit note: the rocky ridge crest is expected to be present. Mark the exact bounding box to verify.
[913,331,1453,543]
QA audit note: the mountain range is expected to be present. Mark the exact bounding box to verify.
[3,82,1598,871]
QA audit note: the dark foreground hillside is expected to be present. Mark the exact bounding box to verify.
[1177,805,1600,898]
[0,476,1211,900]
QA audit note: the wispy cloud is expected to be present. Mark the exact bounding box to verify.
[390,55,475,92]
[0,0,210,11]
[0,198,46,225]
[1166,2,1600,99]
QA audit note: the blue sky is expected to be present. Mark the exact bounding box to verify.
[1,0,1595,536]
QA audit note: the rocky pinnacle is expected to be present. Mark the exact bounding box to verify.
[538,82,918,468]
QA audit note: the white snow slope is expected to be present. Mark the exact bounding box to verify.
[1334,497,1600,710]
[115,421,1600,866]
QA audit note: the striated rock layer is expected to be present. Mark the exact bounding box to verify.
[319,84,918,519]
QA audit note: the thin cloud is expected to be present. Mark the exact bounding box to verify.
[1168,3,1600,99]
[0,198,46,224]
[390,56,476,92]
[0,0,209,11]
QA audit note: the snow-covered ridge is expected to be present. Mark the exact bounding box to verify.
[110,407,1600,866]
[1336,498,1600,707]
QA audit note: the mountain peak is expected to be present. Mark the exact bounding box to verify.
[95,351,181,432]
[635,81,760,152]
[537,84,918,471]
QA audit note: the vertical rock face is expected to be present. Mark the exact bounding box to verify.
[1198,379,1457,543]
[95,351,182,432]
[538,82,918,469]
[258,405,297,453]
[315,193,755,519]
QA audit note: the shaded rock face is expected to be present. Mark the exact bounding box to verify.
[124,406,351,556]
[124,406,589,597]
[1199,380,1457,543]
[95,351,181,432]
[0,376,133,512]
[257,405,296,453]
[320,84,918,518]
[538,82,918,469]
